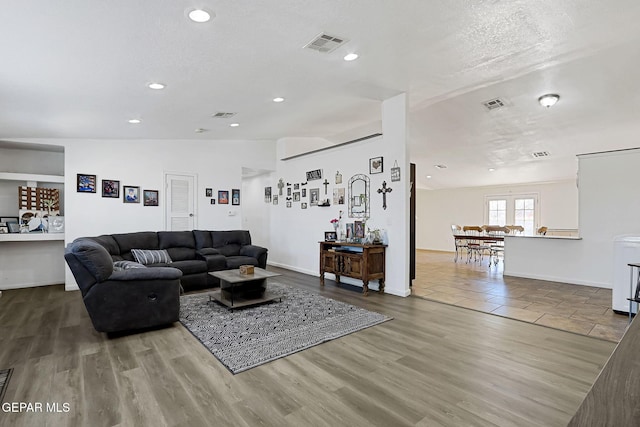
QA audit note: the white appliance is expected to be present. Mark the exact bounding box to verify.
[612,235,640,314]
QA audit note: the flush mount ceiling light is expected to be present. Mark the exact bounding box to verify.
[538,93,560,108]
[273,97,285,103]
[488,168,496,172]
[195,128,207,133]
[434,164,447,169]
[148,82,165,90]
[343,53,359,61]
[128,118,141,124]
[188,9,212,23]
[229,123,239,127]
[426,175,432,179]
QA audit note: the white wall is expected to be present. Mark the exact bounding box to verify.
[505,148,640,289]
[416,180,578,252]
[268,94,411,297]
[241,173,272,249]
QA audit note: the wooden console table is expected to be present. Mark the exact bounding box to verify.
[319,241,386,296]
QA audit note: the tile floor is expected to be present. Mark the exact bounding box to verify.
[412,249,630,342]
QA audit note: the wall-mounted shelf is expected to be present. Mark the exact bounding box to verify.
[0,172,64,183]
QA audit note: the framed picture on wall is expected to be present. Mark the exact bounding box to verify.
[206,188,213,197]
[218,190,229,204]
[369,156,383,174]
[77,174,97,193]
[102,179,120,198]
[232,189,240,205]
[210,198,216,205]
[143,190,159,206]
[123,186,140,203]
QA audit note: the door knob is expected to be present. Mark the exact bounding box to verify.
[189,213,194,217]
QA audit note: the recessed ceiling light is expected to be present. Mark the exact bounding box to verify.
[538,93,560,108]
[148,82,165,90]
[273,97,285,103]
[188,9,212,23]
[488,168,496,172]
[426,175,432,179]
[128,119,141,124]
[434,164,447,169]
[229,123,239,127]
[343,53,359,61]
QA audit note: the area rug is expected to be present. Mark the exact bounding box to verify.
[0,369,13,402]
[180,283,391,374]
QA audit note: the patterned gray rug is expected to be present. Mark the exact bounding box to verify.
[0,369,12,402]
[180,283,391,374]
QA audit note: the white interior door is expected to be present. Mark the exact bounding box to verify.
[165,173,196,231]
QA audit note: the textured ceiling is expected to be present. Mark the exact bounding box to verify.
[1,1,640,189]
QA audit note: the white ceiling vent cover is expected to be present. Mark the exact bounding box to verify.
[532,151,550,158]
[212,112,236,118]
[304,33,349,53]
[482,98,507,110]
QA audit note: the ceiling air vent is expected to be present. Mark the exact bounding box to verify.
[532,151,550,158]
[304,33,349,53]
[212,112,236,119]
[482,98,506,111]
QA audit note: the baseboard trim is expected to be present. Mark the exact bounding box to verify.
[267,261,410,297]
[503,270,611,289]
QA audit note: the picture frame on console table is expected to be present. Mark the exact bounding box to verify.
[324,231,337,241]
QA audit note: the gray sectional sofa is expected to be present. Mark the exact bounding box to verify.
[64,230,267,333]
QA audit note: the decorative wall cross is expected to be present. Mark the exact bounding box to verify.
[323,179,330,194]
[377,181,392,210]
[277,179,284,195]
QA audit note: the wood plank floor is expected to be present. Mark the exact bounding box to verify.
[413,250,629,342]
[0,268,615,427]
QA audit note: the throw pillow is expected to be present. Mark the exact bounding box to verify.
[131,249,172,265]
[113,260,147,270]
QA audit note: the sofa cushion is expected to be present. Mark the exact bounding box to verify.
[158,231,196,261]
[211,230,251,256]
[113,232,159,253]
[197,247,220,256]
[69,240,114,282]
[113,260,146,270]
[132,249,173,265]
[86,235,120,257]
[193,230,213,250]
[226,256,259,269]
[167,260,208,275]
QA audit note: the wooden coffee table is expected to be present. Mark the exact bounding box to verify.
[208,267,281,308]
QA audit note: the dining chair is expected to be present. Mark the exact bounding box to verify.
[537,226,548,235]
[451,224,467,262]
[462,225,489,263]
[484,226,509,267]
[505,225,524,235]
